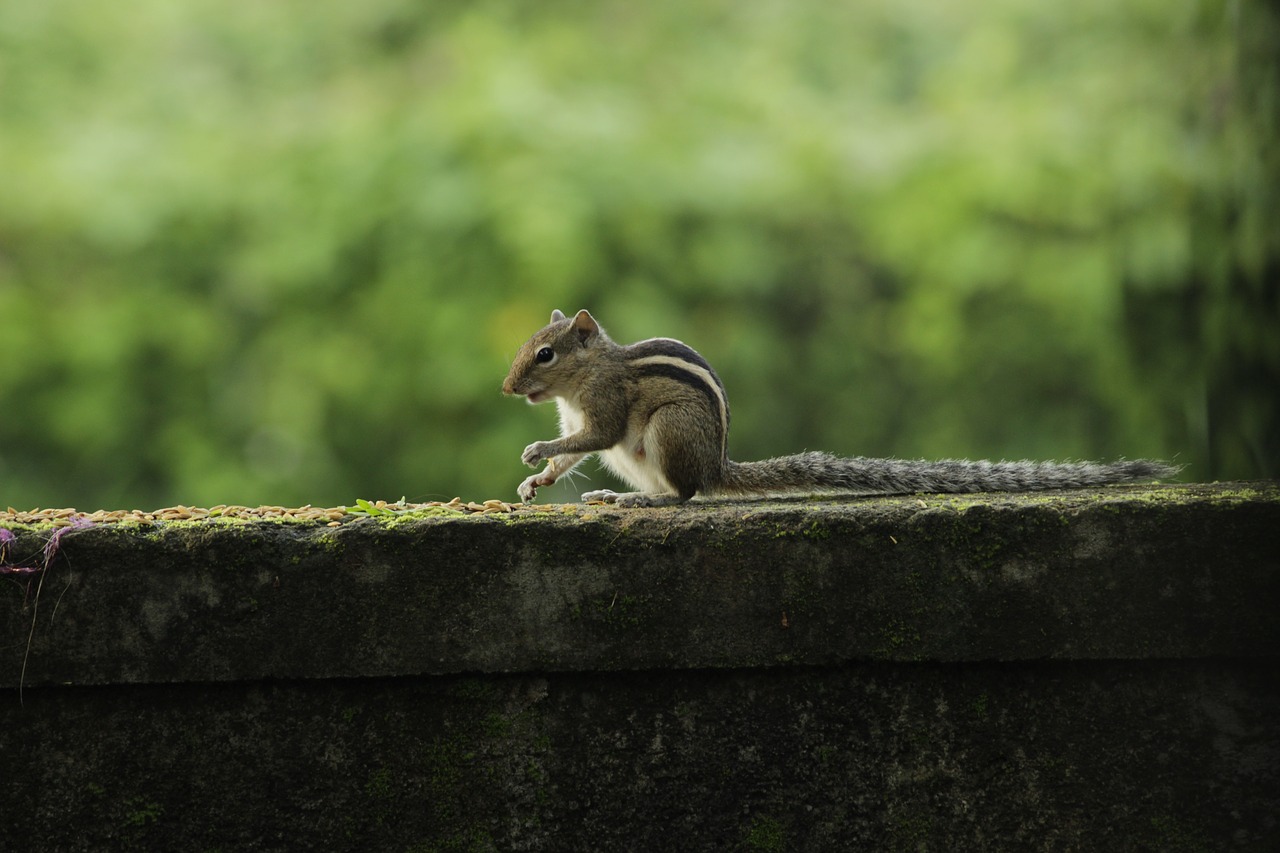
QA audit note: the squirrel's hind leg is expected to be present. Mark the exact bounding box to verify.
[582,489,689,508]
[586,404,712,508]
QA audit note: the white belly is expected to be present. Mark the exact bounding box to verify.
[601,442,670,493]
[556,398,673,494]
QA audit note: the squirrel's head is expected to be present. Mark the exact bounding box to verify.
[502,309,604,403]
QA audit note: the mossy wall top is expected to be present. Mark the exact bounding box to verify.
[3,482,1277,688]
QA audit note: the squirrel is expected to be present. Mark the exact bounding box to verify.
[502,309,1179,507]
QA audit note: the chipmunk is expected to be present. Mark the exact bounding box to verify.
[502,309,1178,507]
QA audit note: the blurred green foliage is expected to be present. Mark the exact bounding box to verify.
[0,0,1275,509]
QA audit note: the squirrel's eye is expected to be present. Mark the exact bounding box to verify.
[535,347,556,364]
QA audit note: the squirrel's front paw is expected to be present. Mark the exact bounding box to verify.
[517,475,542,503]
[521,441,556,468]
[518,471,557,503]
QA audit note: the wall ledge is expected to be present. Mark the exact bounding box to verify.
[4,481,1276,688]
[4,481,1278,851]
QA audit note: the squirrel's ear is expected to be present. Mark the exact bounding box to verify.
[550,309,566,324]
[572,310,599,346]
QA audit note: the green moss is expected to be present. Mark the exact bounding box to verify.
[120,788,165,845]
[879,616,923,657]
[121,797,164,829]
[0,521,51,535]
[365,766,394,800]
[479,712,512,739]
[418,737,469,829]
[744,814,787,851]
[379,507,469,528]
[360,765,398,831]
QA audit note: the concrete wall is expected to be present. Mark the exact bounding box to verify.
[3,482,1278,850]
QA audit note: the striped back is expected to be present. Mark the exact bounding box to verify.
[625,338,730,453]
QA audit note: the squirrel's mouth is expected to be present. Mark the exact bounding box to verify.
[526,390,551,404]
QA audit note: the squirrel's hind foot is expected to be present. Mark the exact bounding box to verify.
[582,489,687,508]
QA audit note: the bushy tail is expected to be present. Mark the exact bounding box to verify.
[717,452,1179,496]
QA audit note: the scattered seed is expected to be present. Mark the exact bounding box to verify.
[0,497,550,527]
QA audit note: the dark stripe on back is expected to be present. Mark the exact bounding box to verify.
[626,339,726,394]
[634,364,725,426]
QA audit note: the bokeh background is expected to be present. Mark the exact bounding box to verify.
[1,0,1276,509]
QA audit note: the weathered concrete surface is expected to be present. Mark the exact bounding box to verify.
[2,481,1278,850]
[4,661,1277,851]
[2,482,1277,687]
